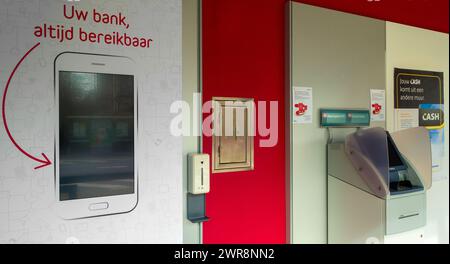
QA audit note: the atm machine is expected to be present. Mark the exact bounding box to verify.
[323,109,432,244]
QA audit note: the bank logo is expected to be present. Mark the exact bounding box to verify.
[294,102,308,116]
[372,103,382,115]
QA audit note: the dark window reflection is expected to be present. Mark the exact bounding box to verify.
[59,71,134,201]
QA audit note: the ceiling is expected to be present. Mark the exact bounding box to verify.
[295,0,449,33]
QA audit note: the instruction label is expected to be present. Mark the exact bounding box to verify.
[293,87,313,124]
[370,89,385,122]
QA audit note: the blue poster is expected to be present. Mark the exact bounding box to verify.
[394,68,446,181]
[420,104,446,181]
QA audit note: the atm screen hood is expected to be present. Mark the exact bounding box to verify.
[344,127,431,198]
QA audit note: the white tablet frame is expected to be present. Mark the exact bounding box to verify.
[54,52,138,220]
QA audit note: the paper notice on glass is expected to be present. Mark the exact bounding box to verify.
[370,89,385,122]
[394,109,419,131]
[293,87,313,124]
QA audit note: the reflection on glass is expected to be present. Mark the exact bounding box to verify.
[59,71,134,201]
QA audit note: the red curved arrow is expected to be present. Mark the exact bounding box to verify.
[2,42,52,170]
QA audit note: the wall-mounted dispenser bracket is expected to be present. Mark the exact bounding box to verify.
[187,193,209,223]
[187,153,210,223]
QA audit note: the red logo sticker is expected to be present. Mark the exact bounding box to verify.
[372,103,382,115]
[295,102,308,116]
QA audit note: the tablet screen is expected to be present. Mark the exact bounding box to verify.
[59,71,135,201]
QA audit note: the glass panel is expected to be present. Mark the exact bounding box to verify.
[59,71,134,201]
[390,127,432,190]
[386,132,424,194]
[345,127,389,197]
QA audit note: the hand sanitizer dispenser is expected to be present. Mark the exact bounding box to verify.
[188,154,210,194]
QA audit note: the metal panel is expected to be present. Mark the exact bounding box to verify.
[288,2,386,244]
[328,176,385,244]
[327,143,374,195]
[386,192,427,235]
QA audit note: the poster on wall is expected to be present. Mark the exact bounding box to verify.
[293,87,313,124]
[370,89,385,122]
[394,68,446,181]
[0,0,182,243]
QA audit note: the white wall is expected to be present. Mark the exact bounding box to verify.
[386,22,449,244]
[0,0,182,243]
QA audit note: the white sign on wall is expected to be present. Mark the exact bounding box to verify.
[370,89,385,122]
[0,0,182,244]
[395,109,419,130]
[293,87,313,124]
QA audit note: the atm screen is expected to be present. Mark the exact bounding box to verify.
[387,133,404,168]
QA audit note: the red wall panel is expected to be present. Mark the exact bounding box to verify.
[202,0,287,244]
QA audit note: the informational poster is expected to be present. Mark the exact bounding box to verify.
[0,0,183,243]
[293,87,313,124]
[370,89,385,122]
[394,68,446,181]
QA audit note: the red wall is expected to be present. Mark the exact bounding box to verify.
[202,0,287,244]
[202,0,448,244]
